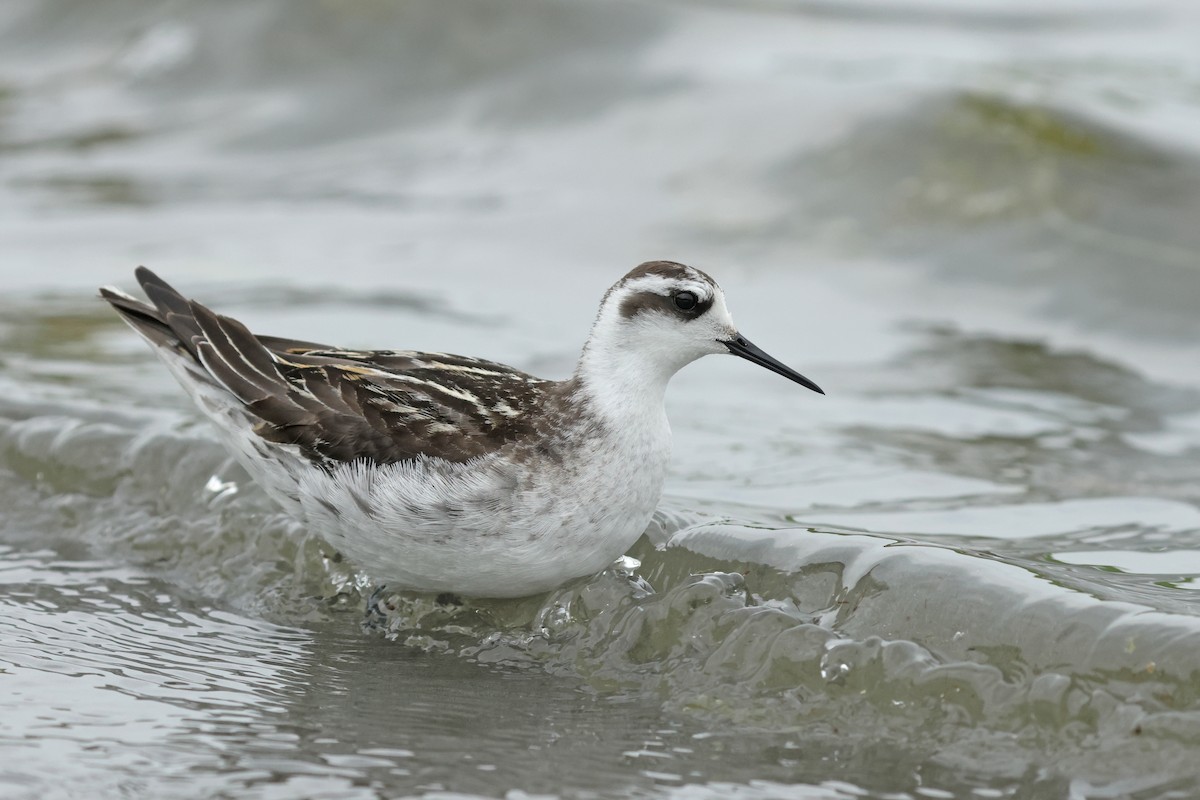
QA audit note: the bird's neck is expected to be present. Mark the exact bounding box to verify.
[572,337,674,427]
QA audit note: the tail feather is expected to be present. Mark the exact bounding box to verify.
[101,267,316,511]
[134,266,204,360]
[99,284,184,351]
[101,266,312,414]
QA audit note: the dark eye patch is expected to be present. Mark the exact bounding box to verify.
[618,289,712,321]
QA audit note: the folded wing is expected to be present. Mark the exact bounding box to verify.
[101,267,552,466]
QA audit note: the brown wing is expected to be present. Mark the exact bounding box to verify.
[102,267,555,466]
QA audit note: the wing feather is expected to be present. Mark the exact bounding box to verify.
[102,267,558,467]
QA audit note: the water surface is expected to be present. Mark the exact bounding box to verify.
[2,1,1200,798]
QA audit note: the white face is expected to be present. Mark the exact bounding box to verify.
[599,272,737,372]
[581,261,824,399]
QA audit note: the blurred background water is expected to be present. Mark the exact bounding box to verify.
[1,1,1199,798]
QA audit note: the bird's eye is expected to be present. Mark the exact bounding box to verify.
[673,291,698,311]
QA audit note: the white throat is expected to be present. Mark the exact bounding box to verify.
[576,338,673,424]
[574,310,700,425]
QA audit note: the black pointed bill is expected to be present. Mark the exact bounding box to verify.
[722,334,824,395]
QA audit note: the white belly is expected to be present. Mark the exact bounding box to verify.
[292,423,672,598]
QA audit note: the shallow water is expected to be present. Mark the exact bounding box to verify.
[2,1,1200,798]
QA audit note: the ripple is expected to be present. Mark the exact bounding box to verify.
[0,547,314,798]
